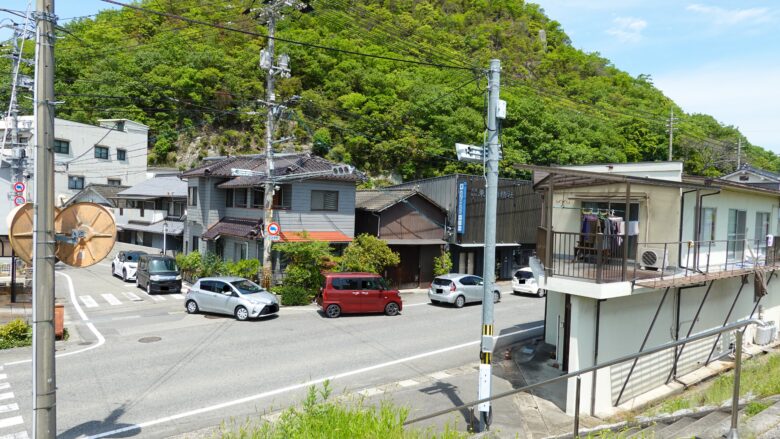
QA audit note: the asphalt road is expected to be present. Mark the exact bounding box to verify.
[0,262,544,438]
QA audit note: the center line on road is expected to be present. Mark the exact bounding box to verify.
[84,324,543,439]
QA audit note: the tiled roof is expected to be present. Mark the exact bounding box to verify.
[202,217,263,241]
[725,164,780,182]
[181,153,364,186]
[66,184,130,206]
[356,188,445,212]
[117,176,187,198]
[280,231,352,243]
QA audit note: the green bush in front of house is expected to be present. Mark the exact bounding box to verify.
[273,285,313,306]
[276,235,334,299]
[0,319,32,350]
[338,234,400,274]
[433,251,453,276]
[223,259,261,282]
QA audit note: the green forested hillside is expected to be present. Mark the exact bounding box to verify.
[3,0,777,180]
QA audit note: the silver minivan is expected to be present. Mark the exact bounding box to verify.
[185,276,279,321]
[428,273,500,308]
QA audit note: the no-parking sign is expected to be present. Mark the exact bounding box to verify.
[267,222,280,241]
[14,196,25,206]
[13,182,25,193]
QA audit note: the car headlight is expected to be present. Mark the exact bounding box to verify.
[175,275,182,280]
[150,275,162,281]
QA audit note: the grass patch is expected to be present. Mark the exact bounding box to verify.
[646,352,780,416]
[219,382,468,439]
[744,401,770,417]
[0,318,32,349]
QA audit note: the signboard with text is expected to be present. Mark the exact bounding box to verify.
[457,182,467,234]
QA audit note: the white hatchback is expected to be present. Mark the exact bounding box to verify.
[111,251,146,282]
[512,267,545,297]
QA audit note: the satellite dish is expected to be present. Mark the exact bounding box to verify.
[55,202,116,267]
[8,204,63,264]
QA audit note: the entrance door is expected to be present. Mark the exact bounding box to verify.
[563,294,572,373]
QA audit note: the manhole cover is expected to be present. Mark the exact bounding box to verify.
[138,336,162,343]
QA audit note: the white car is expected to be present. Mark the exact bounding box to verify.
[512,267,545,297]
[111,251,147,282]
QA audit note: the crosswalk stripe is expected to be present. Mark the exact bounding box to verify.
[0,384,9,391]
[0,431,29,439]
[170,294,184,300]
[78,296,98,308]
[0,404,18,414]
[101,294,122,306]
[0,416,23,429]
[146,294,166,302]
[123,292,143,302]
[0,375,5,381]
[0,393,14,401]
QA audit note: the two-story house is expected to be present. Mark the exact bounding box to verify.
[180,153,361,272]
[523,161,780,417]
[389,174,542,279]
[721,163,780,191]
[111,176,188,253]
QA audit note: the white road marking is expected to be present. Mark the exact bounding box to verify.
[111,315,141,321]
[404,303,429,308]
[0,394,13,402]
[0,384,8,391]
[0,431,29,439]
[0,375,5,381]
[123,292,142,302]
[358,387,384,397]
[101,294,122,306]
[0,416,23,429]
[145,294,165,302]
[398,379,418,387]
[429,371,451,380]
[84,324,543,439]
[79,296,99,308]
[170,294,184,300]
[0,403,18,414]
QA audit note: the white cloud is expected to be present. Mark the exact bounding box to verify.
[686,4,773,26]
[606,17,647,43]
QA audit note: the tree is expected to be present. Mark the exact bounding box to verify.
[433,250,453,276]
[276,234,333,292]
[338,234,400,274]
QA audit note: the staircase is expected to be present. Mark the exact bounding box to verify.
[558,399,780,439]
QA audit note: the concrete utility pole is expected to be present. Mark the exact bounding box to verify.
[32,0,57,436]
[476,59,501,432]
[667,107,675,161]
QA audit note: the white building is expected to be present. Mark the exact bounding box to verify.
[524,162,780,417]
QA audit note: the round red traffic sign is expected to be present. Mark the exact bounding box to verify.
[267,222,280,236]
[14,196,25,206]
[13,182,25,193]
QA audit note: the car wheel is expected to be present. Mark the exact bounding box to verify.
[111,264,115,276]
[235,306,249,321]
[385,302,400,316]
[122,270,128,282]
[147,283,152,295]
[325,304,341,318]
[454,295,465,308]
[493,291,501,303]
[185,300,199,314]
[537,289,547,298]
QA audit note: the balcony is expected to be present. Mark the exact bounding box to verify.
[113,208,184,226]
[537,227,780,291]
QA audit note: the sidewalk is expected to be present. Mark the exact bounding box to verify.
[399,280,513,295]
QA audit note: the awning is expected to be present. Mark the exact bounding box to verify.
[202,217,262,241]
[384,238,446,246]
[455,242,521,248]
[118,220,184,236]
[280,231,352,243]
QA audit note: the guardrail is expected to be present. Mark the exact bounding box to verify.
[404,318,767,439]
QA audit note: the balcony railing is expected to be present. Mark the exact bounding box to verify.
[113,208,185,225]
[539,228,780,287]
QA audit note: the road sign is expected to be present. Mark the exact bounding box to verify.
[267,222,280,236]
[13,196,25,206]
[269,235,281,241]
[13,182,25,192]
[455,143,503,164]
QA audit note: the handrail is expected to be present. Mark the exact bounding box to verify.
[405,318,766,435]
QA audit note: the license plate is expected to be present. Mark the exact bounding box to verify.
[436,289,443,294]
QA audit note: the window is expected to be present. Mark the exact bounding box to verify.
[331,277,360,290]
[94,146,109,160]
[273,184,292,209]
[233,242,247,261]
[234,188,248,208]
[191,235,198,252]
[311,190,338,211]
[251,187,264,209]
[727,209,747,261]
[700,208,717,241]
[53,139,70,154]
[117,149,127,161]
[188,187,198,206]
[225,189,233,207]
[107,178,122,186]
[755,212,770,255]
[68,176,84,190]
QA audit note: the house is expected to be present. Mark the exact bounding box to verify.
[523,161,780,417]
[180,153,362,273]
[112,176,188,253]
[356,188,449,289]
[65,183,129,207]
[389,174,542,279]
[721,163,780,190]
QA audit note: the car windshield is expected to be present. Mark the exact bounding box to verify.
[432,278,452,286]
[149,259,177,273]
[515,270,533,280]
[231,279,265,294]
[125,252,145,262]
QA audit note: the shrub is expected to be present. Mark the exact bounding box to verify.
[273,285,312,306]
[198,252,225,278]
[176,251,202,280]
[338,234,400,274]
[0,319,32,350]
[433,251,453,276]
[224,259,261,282]
[276,234,333,298]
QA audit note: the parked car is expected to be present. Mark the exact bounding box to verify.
[136,255,182,294]
[316,272,403,318]
[428,273,501,308]
[111,251,147,282]
[512,267,545,297]
[185,276,279,321]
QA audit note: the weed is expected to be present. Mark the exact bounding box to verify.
[745,401,770,417]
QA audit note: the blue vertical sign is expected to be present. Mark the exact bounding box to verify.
[457,181,467,234]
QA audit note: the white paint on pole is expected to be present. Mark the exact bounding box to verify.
[477,364,492,412]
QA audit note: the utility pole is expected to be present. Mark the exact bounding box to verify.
[667,107,676,161]
[32,0,57,436]
[477,59,501,432]
[255,0,309,288]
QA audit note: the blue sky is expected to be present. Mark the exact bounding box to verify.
[3,1,779,153]
[533,0,780,153]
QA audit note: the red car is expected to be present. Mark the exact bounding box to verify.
[317,272,403,318]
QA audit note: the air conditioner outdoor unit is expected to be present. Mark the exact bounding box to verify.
[638,247,667,270]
